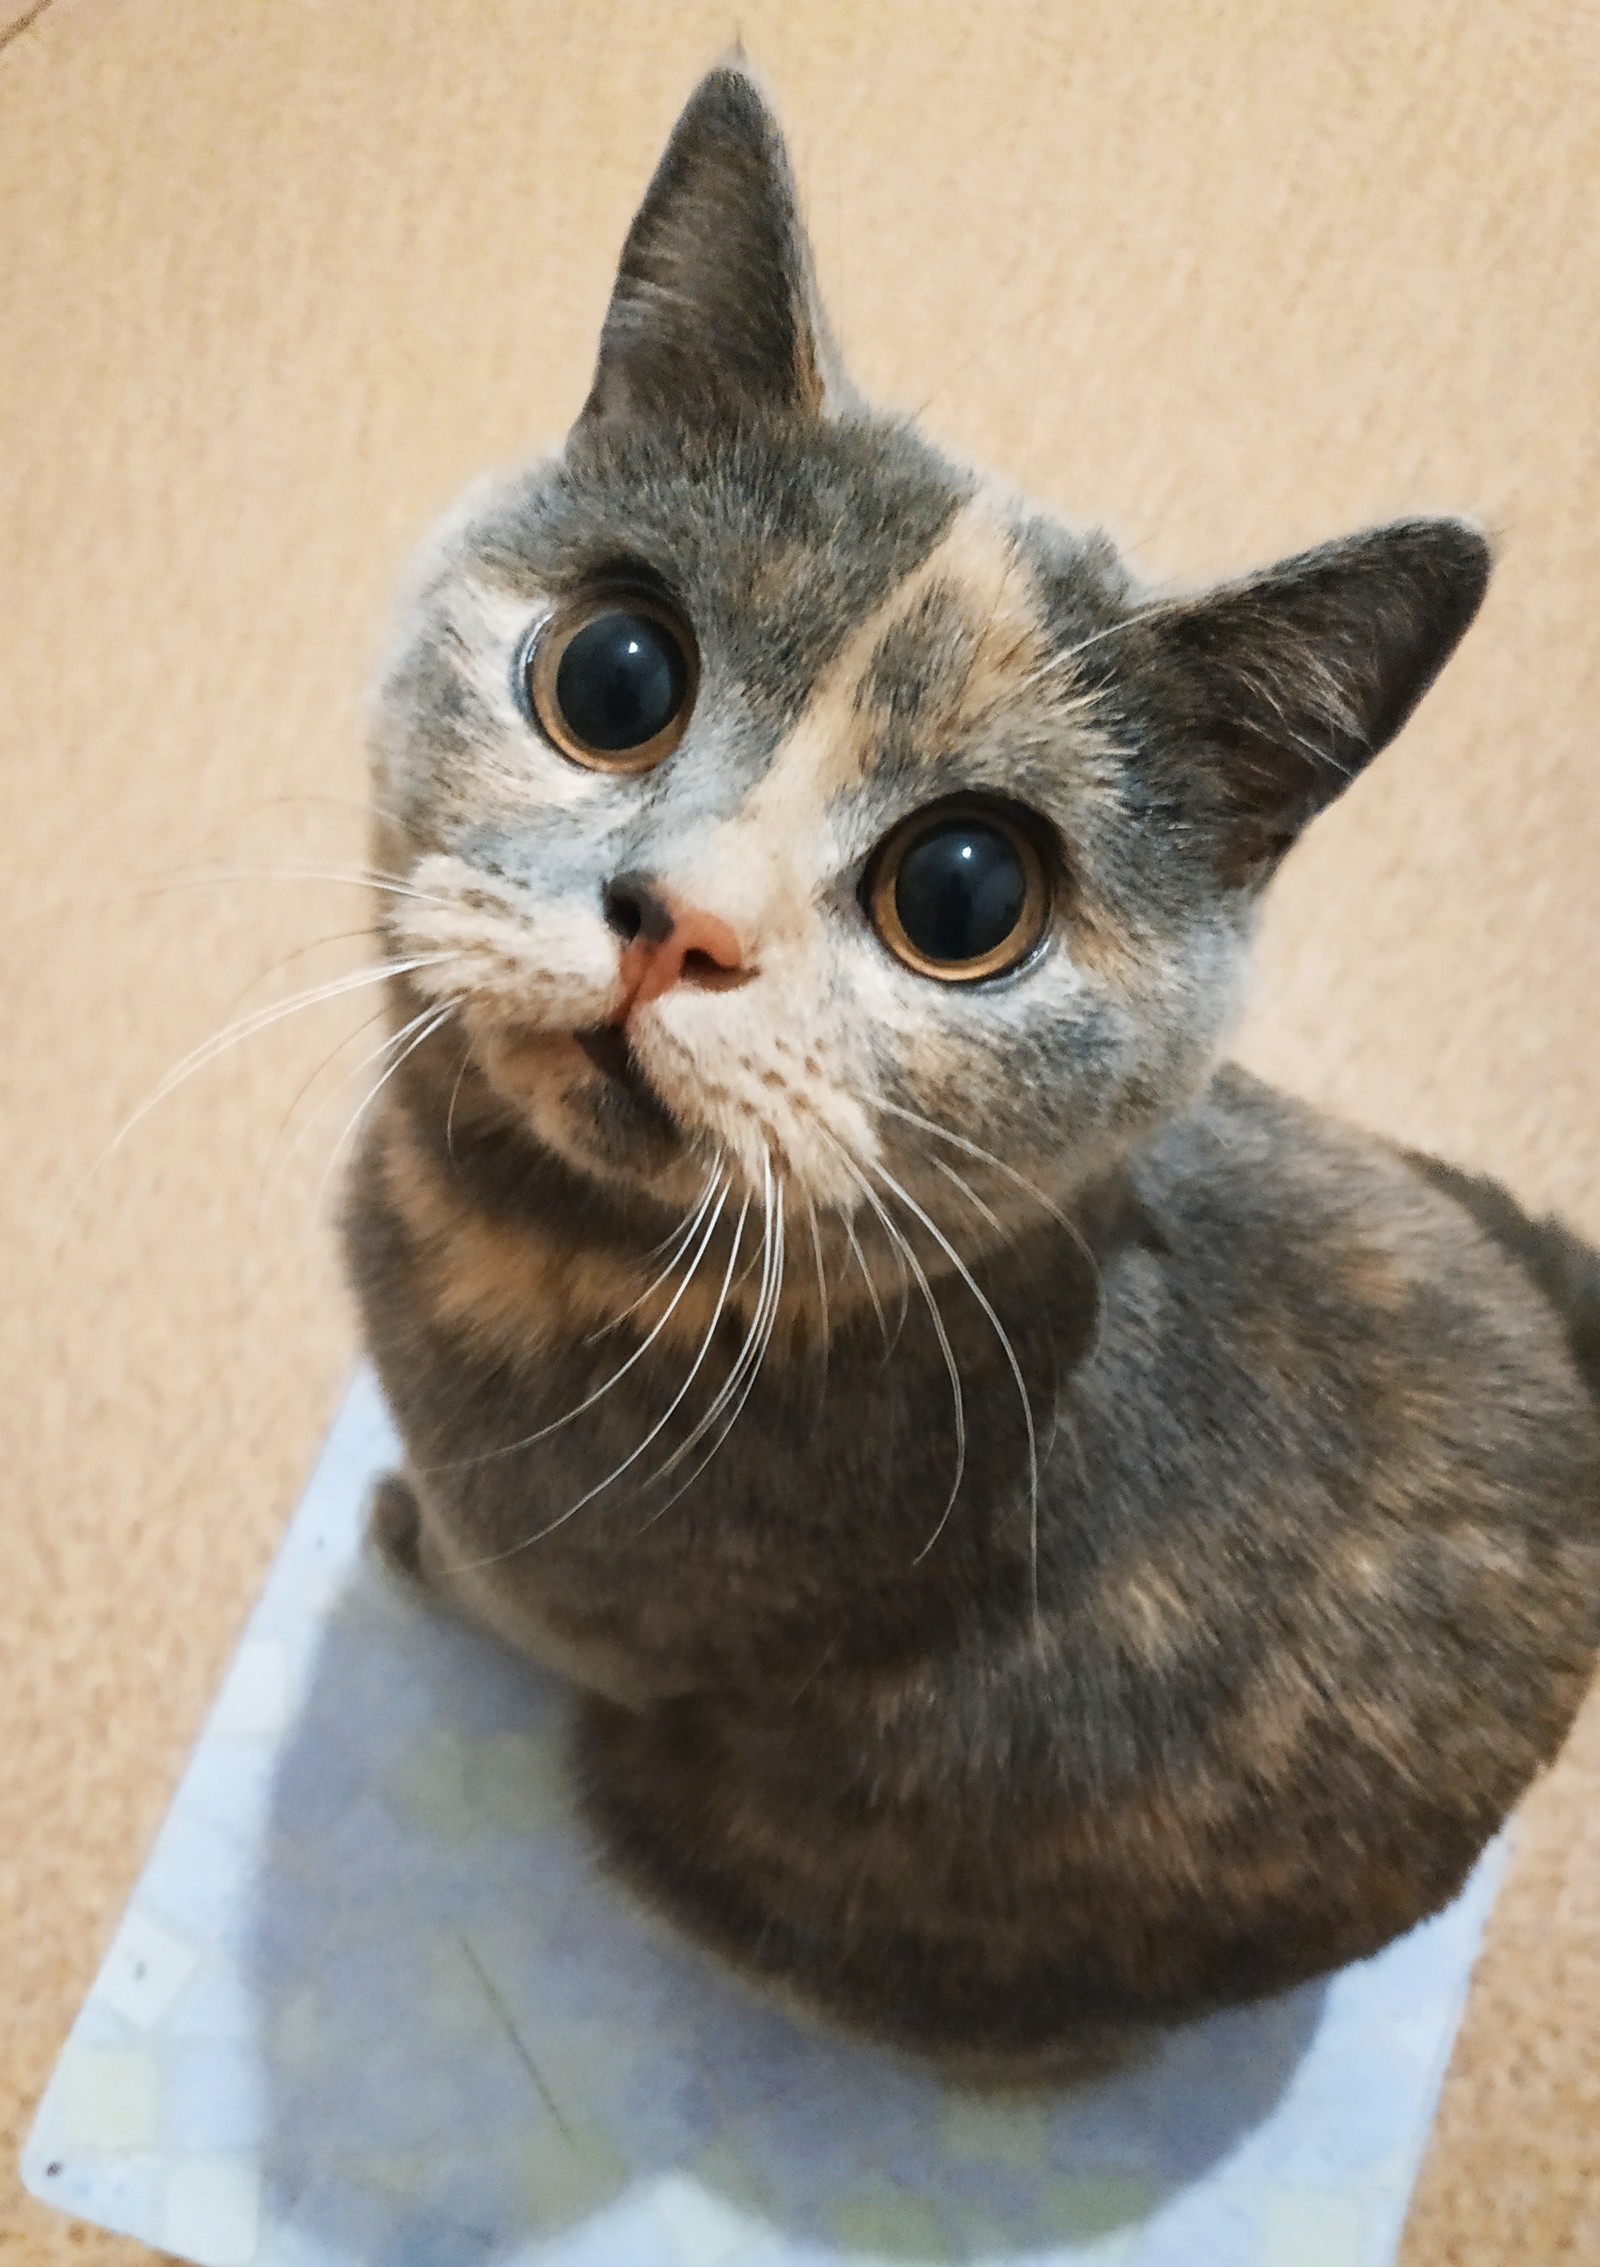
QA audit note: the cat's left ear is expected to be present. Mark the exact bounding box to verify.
[1120,519,1491,885]
[578,63,852,431]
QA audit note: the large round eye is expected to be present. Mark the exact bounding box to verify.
[867,802,1051,981]
[524,594,697,772]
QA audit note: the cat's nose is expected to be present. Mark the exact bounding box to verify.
[603,871,751,1012]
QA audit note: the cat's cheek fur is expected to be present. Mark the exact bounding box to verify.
[636,988,876,1203]
[869,914,1250,1209]
[396,856,623,1030]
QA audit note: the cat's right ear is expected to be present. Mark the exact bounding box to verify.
[576,64,853,432]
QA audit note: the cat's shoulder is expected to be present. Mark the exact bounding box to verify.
[1135,1063,1423,1222]
[1128,1063,1581,1346]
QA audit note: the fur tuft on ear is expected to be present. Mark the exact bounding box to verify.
[1115,519,1491,884]
[579,64,851,432]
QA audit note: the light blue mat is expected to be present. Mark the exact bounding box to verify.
[23,1371,1504,2267]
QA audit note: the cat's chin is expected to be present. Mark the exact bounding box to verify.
[478,1022,694,1191]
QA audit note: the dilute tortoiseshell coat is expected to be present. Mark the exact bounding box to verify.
[344,66,1600,2070]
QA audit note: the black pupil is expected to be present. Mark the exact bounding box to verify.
[554,610,687,752]
[893,819,1029,967]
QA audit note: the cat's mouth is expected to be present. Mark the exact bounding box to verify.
[573,1022,681,1141]
[478,1018,685,1164]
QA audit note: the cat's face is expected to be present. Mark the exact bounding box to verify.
[370,66,1487,1260]
[372,420,1243,1234]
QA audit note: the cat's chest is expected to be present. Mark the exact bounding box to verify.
[420,1334,1038,1691]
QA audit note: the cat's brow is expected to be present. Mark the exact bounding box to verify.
[745,501,1047,825]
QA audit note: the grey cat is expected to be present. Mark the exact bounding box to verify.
[344,64,1600,2073]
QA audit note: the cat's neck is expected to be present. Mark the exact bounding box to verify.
[376,1040,1133,1374]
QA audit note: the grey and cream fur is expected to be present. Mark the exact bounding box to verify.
[344,65,1600,2070]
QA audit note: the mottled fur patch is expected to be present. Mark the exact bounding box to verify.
[342,63,1597,2070]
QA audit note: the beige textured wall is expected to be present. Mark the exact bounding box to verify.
[2,2,1596,2260]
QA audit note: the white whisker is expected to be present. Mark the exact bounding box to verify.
[825,1138,966,1555]
[637,1160,724,1262]
[316,1001,458,1219]
[930,1154,1005,1236]
[875,1099,1072,1227]
[871,1158,1041,1614]
[65,953,452,1226]
[259,998,440,1219]
[584,1166,727,1343]
[876,1095,1104,1321]
[657,1153,778,1474]
[631,1192,763,1535]
[650,1162,785,1509]
[139,862,459,912]
[449,1185,747,1567]
[805,1195,830,1370]
[426,1169,732,1470]
[838,1203,890,1353]
[444,1043,472,1166]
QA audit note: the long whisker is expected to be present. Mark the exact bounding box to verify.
[930,1154,1005,1236]
[124,955,448,1133]
[444,1043,472,1168]
[583,1166,726,1343]
[805,1195,830,1373]
[844,1166,912,1355]
[871,1158,1041,1614]
[315,1000,458,1219]
[220,928,387,1006]
[257,999,429,1219]
[838,1203,890,1353]
[270,996,390,1142]
[65,954,452,1225]
[627,1195,766,1535]
[707,1174,785,1452]
[875,1095,1105,1321]
[637,1160,725,1263]
[825,1139,966,1554]
[874,1099,1073,1227]
[447,1186,748,1568]
[181,788,414,853]
[650,1163,785,1508]
[136,864,459,912]
[655,1152,778,1475]
[424,1172,733,1470]
[927,1151,1078,1505]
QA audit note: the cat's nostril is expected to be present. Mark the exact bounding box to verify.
[603,881,643,943]
[680,946,744,990]
[603,871,672,946]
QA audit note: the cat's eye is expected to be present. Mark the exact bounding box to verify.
[867,801,1051,982]
[523,593,697,773]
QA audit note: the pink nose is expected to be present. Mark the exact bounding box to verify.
[604,872,750,1014]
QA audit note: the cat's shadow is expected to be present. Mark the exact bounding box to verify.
[247,1554,1325,2265]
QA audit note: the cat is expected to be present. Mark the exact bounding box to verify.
[343,62,1600,2074]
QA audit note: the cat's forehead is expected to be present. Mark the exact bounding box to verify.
[440,418,1128,821]
[464,418,981,723]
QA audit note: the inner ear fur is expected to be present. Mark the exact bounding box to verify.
[1122,519,1491,884]
[579,63,851,432]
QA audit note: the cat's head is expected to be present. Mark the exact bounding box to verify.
[371,64,1487,1261]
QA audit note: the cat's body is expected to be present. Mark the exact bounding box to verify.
[345,66,1600,2070]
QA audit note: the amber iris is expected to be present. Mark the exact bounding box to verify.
[526,596,697,772]
[869,803,1050,981]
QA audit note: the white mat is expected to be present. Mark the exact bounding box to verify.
[23,1371,1505,2267]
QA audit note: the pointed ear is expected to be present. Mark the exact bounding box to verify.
[1124,520,1491,885]
[578,64,850,431]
